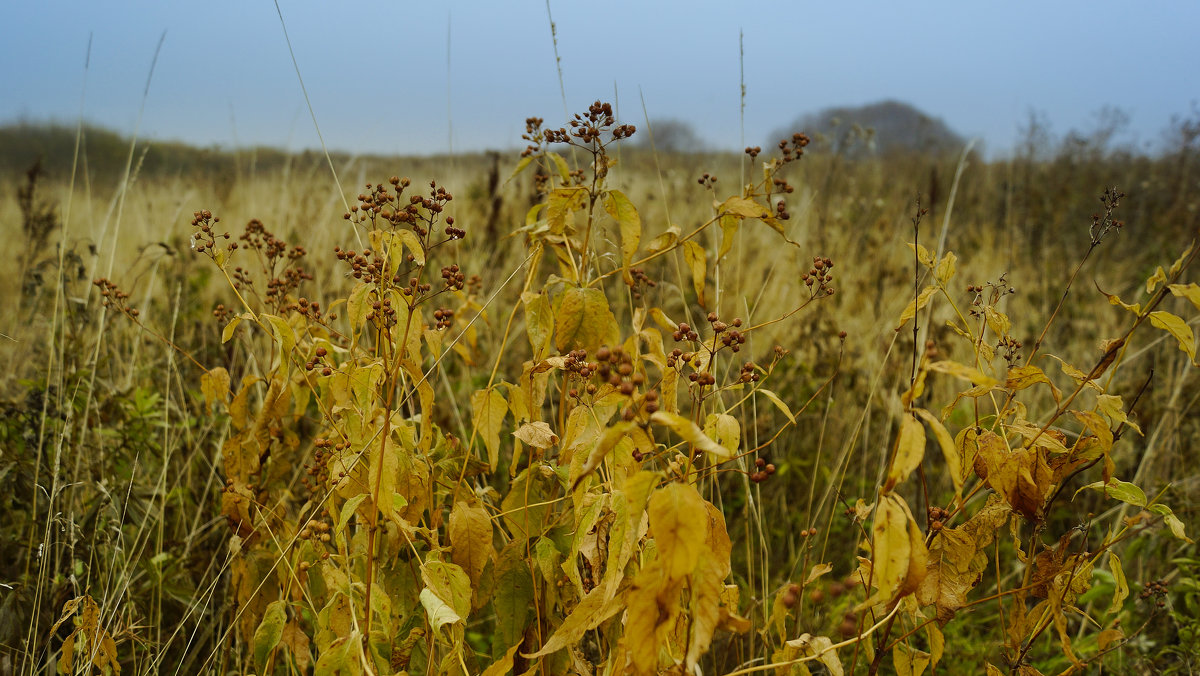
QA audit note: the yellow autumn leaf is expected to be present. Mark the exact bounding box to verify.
[394,228,426,266]
[682,240,707,307]
[1168,282,1200,311]
[896,285,938,330]
[885,413,926,493]
[449,501,493,588]
[1149,310,1196,361]
[935,251,957,285]
[555,286,620,353]
[651,410,731,459]
[200,367,230,413]
[570,421,634,491]
[512,421,558,449]
[857,494,913,610]
[471,387,508,469]
[913,408,962,498]
[602,189,641,286]
[263,313,297,355]
[928,360,1000,388]
[648,482,708,579]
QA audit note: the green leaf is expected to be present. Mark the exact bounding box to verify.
[253,600,288,673]
[1075,478,1146,507]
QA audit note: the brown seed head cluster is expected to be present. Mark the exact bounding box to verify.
[801,256,836,297]
[92,277,139,318]
[542,101,635,147]
[750,456,777,483]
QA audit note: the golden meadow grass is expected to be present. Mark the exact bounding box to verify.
[1,108,1199,675]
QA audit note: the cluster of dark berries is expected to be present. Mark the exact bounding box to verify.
[738,361,760,384]
[367,295,399,327]
[189,210,233,255]
[697,173,718,189]
[744,146,762,159]
[750,456,777,483]
[93,278,139,318]
[441,264,466,290]
[432,307,455,330]
[543,101,635,147]
[306,346,335,377]
[302,437,343,493]
[998,334,1023,365]
[223,218,313,309]
[967,275,1016,321]
[596,346,644,399]
[285,296,331,324]
[298,515,331,544]
[629,267,656,301]
[212,303,234,324]
[563,349,601,399]
[777,132,811,163]
[520,117,546,158]
[671,322,700,343]
[1090,187,1126,245]
[928,506,950,532]
[771,176,796,194]
[802,256,835,296]
[1140,578,1170,608]
[344,177,411,223]
[774,200,791,221]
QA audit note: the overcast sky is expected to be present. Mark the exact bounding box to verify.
[1,1,1197,157]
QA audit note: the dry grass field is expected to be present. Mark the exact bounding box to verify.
[1,111,1198,674]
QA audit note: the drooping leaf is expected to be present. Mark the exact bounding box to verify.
[200,367,231,413]
[1149,311,1196,361]
[555,286,620,353]
[651,411,731,459]
[1005,365,1061,404]
[394,228,425,266]
[253,600,288,674]
[648,482,708,579]
[512,421,558,449]
[570,421,634,492]
[1168,282,1200,311]
[917,494,1009,624]
[913,408,962,498]
[471,387,509,470]
[682,240,707,307]
[524,584,626,658]
[896,286,938,330]
[522,291,554,360]
[857,494,914,610]
[602,189,641,286]
[449,501,494,588]
[885,413,926,493]
[263,313,297,356]
[784,634,844,676]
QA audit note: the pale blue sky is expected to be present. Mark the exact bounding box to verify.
[1,1,1197,156]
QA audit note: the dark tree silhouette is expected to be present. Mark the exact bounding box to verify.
[771,100,965,156]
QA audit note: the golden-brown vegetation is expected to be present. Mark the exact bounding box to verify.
[2,109,1199,675]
